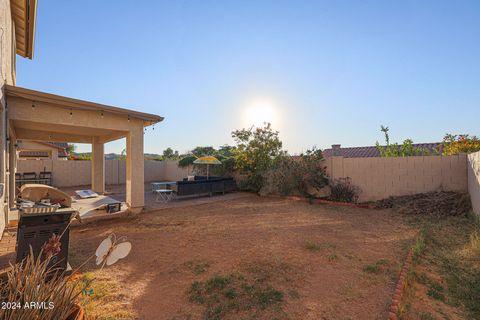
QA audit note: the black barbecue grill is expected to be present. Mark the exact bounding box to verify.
[16,208,76,271]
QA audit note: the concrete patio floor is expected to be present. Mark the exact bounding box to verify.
[63,183,248,212]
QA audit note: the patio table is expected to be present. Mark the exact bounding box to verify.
[151,181,177,193]
[153,189,176,203]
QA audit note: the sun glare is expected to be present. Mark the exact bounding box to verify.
[243,100,278,128]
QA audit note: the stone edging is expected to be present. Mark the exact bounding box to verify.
[388,247,414,320]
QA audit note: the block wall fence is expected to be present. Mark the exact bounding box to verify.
[16,159,189,187]
[324,154,468,202]
[16,153,480,216]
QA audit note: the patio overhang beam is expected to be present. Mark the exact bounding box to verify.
[14,128,93,144]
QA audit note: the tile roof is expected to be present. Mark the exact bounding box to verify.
[323,143,442,158]
[19,142,69,158]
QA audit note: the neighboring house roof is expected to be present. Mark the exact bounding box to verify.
[11,0,37,59]
[323,143,442,158]
[19,141,68,158]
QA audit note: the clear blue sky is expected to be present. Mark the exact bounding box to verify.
[17,0,480,155]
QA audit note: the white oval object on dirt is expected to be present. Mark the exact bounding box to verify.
[95,234,132,266]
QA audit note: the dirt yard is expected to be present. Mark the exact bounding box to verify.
[69,195,418,320]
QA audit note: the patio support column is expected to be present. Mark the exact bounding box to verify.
[91,136,105,194]
[8,135,16,209]
[126,125,144,211]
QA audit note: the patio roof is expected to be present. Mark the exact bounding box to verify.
[11,0,37,59]
[6,85,163,143]
[6,85,160,211]
[6,85,163,123]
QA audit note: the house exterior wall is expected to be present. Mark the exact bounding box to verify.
[0,0,17,234]
[467,151,480,217]
[325,154,468,202]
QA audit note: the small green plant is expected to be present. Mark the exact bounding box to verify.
[185,260,211,275]
[304,242,321,251]
[362,264,381,274]
[412,232,426,264]
[188,273,285,320]
[327,254,338,262]
[376,125,436,157]
[362,259,390,274]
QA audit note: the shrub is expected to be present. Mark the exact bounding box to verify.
[329,177,360,203]
[442,134,480,155]
[260,147,328,197]
[260,156,300,196]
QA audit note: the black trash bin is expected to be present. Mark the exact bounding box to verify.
[16,209,76,271]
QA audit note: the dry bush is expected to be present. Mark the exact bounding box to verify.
[260,148,328,197]
[376,191,471,216]
[329,177,361,203]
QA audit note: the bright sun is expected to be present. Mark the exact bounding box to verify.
[243,100,278,127]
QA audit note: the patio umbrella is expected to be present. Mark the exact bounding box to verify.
[193,156,222,180]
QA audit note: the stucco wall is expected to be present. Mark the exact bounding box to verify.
[325,154,468,202]
[0,0,17,234]
[467,151,480,217]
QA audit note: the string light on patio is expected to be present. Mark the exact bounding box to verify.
[31,101,35,110]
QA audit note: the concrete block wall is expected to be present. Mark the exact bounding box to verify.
[163,161,192,181]
[16,155,476,206]
[325,154,468,202]
[467,151,480,217]
[17,159,169,187]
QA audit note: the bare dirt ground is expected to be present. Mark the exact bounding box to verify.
[69,195,417,320]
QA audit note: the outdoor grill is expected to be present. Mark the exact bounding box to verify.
[16,209,76,271]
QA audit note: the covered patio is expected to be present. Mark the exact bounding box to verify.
[5,85,162,222]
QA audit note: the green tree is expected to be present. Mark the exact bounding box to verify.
[191,146,216,157]
[162,147,180,160]
[178,155,197,168]
[231,123,285,192]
